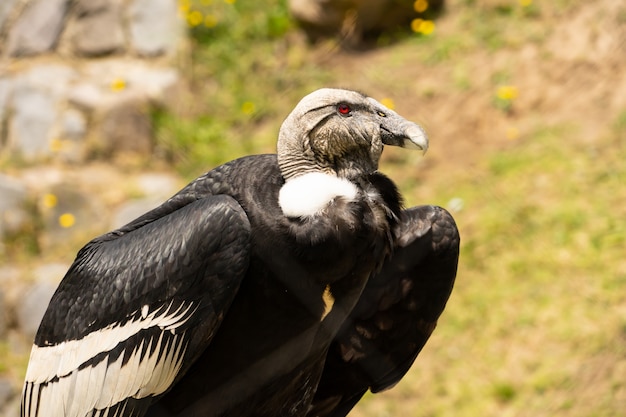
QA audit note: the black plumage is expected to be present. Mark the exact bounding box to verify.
[21,88,459,417]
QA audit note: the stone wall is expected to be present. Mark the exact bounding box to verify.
[0,0,186,163]
[0,7,187,411]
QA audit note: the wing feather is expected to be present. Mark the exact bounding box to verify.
[22,195,251,417]
[309,205,460,417]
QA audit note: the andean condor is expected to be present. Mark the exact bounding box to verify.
[21,88,459,417]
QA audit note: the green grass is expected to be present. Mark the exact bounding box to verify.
[358,117,626,417]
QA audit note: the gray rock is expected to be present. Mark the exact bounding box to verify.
[112,196,163,229]
[128,0,182,56]
[8,85,57,160]
[32,263,69,285]
[62,108,87,140]
[0,265,21,302]
[124,66,180,104]
[68,82,105,111]
[15,281,57,340]
[136,172,180,198]
[7,0,71,56]
[18,166,65,191]
[0,78,12,144]
[0,267,21,335]
[0,394,20,417]
[18,64,77,98]
[80,59,181,106]
[57,108,87,162]
[38,183,107,249]
[0,377,14,408]
[6,64,78,160]
[0,266,22,304]
[1,395,20,417]
[72,0,125,56]
[0,173,28,237]
[99,98,153,155]
[12,263,67,341]
[0,266,21,287]
[0,291,6,339]
[0,0,18,33]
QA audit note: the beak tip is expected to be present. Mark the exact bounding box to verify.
[405,124,429,154]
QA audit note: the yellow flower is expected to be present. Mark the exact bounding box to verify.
[42,193,58,208]
[411,18,422,33]
[420,20,435,35]
[187,10,204,27]
[204,14,218,27]
[178,0,190,14]
[379,98,395,110]
[411,18,435,35]
[414,0,429,13]
[49,138,64,152]
[110,78,126,92]
[224,0,235,4]
[59,213,76,228]
[519,0,532,6]
[497,85,519,101]
[241,101,256,115]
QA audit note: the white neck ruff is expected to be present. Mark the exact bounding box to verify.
[279,172,358,218]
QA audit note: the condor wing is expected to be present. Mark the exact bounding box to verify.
[22,195,251,417]
[310,205,459,417]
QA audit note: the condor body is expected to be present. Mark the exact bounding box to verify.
[22,89,459,417]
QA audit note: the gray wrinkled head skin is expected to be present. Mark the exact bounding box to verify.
[277,88,428,181]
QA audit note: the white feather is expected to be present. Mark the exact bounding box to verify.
[278,172,359,218]
[98,352,124,408]
[25,300,192,384]
[86,356,109,409]
[22,301,194,417]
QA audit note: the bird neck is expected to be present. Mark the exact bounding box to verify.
[276,115,380,182]
[278,149,378,182]
[278,153,326,181]
[331,150,379,181]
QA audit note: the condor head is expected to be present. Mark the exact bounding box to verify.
[277,88,428,181]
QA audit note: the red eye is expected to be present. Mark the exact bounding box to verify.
[337,104,351,115]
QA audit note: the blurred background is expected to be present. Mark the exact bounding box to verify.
[0,0,625,416]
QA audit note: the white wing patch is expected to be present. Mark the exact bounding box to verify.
[22,301,197,417]
[279,172,359,218]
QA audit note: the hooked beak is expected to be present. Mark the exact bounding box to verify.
[401,123,429,154]
[381,119,429,155]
